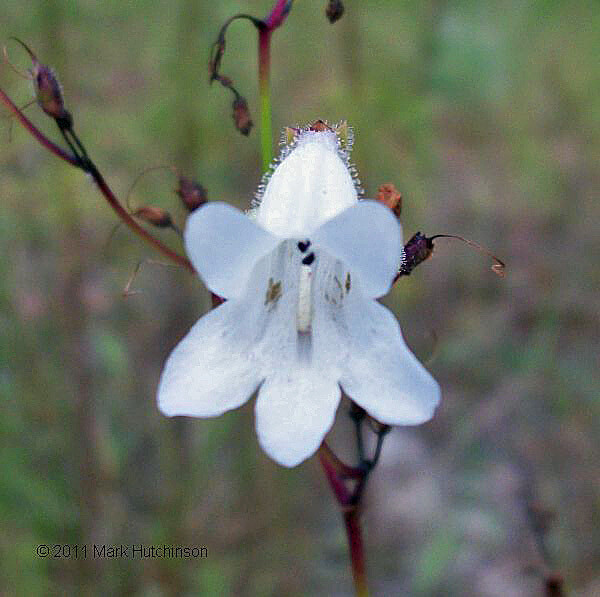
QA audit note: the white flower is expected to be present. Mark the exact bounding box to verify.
[157,126,440,467]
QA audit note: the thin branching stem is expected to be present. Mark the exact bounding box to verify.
[0,88,194,271]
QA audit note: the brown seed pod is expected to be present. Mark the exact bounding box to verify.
[133,206,174,229]
[10,38,72,127]
[232,96,253,136]
[326,0,345,23]
[398,232,434,277]
[396,232,506,280]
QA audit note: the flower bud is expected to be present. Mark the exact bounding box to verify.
[176,176,207,212]
[326,0,345,23]
[376,183,402,217]
[134,206,173,228]
[232,97,253,136]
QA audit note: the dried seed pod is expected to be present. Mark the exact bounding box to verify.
[133,206,173,229]
[326,0,345,23]
[11,38,72,127]
[176,176,207,212]
[232,96,253,136]
[398,232,434,277]
[376,183,402,217]
[396,232,506,280]
[34,64,72,127]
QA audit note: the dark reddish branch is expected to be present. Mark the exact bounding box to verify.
[79,163,194,272]
[0,88,78,166]
[320,441,364,482]
[258,28,272,90]
[0,88,194,272]
[319,443,370,593]
[318,413,390,592]
[344,509,367,593]
[264,0,293,29]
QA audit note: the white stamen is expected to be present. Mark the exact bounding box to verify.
[296,265,313,333]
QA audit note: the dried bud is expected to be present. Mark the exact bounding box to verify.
[376,183,402,217]
[134,206,173,228]
[398,232,434,277]
[10,38,72,127]
[176,176,207,212]
[232,96,253,136]
[34,64,71,126]
[309,119,332,132]
[396,232,506,281]
[326,0,345,23]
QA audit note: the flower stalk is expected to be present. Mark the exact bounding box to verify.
[258,27,273,170]
[209,0,293,170]
[317,413,389,597]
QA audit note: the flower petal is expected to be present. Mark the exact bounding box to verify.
[249,240,342,467]
[185,202,279,299]
[157,299,263,417]
[338,287,440,425]
[312,200,403,298]
[255,367,341,467]
[256,131,358,237]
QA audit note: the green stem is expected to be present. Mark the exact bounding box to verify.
[258,28,273,171]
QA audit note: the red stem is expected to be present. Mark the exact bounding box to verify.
[258,28,272,93]
[320,441,364,481]
[89,166,194,271]
[264,0,291,29]
[1,87,194,272]
[319,443,370,596]
[344,509,368,597]
[319,445,352,504]
[1,88,78,166]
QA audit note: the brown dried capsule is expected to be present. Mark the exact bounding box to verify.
[376,183,402,217]
[326,0,345,23]
[176,176,207,212]
[133,206,173,229]
[34,64,72,127]
[11,38,72,127]
[396,232,506,281]
[398,232,434,277]
[232,96,253,136]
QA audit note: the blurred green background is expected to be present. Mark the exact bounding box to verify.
[1,1,598,595]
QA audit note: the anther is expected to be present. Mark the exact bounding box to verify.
[297,240,311,253]
[302,252,315,266]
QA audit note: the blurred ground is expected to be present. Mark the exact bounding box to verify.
[1,2,598,595]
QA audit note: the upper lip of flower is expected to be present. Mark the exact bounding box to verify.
[157,128,440,467]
